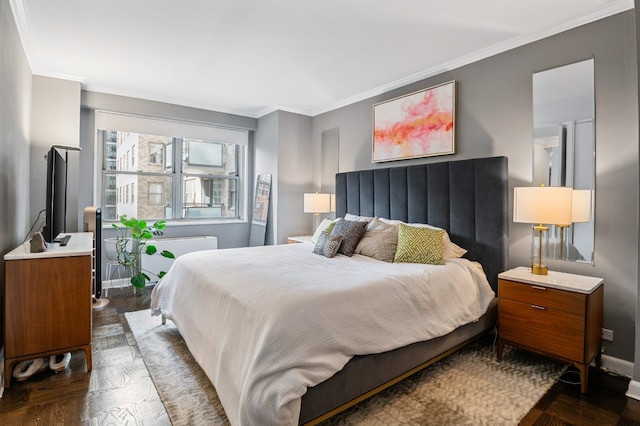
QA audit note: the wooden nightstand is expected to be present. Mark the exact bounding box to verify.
[496,267,603,394]
[287,236,312,244]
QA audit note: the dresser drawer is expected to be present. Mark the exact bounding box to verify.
[499,279,585,315]
[499,298,585,361]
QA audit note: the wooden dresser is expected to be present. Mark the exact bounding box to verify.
[3,232,93,388]
[496,267,603,394]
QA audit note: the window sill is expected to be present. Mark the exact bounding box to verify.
[102,218,247,228]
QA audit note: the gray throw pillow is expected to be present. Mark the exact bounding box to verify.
[313,231,342,258]
[354,218,398,262]
[331,218,369,256]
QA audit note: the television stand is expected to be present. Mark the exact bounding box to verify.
[3,232,93,388]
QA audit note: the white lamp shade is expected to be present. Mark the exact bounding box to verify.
[571,189,592,223]
[304,193,331,214]
[513,186,573,225]
[330,193,336,212]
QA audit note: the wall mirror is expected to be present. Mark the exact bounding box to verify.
[249,173,272,246]
[532,58,595,264]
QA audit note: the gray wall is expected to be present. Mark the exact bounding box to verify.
[255,111,313,244]
[254,111,279,244]
[0,0,33,387]
[634,0,640,384]
[0,0,32,259]
[275,111,313,243]
[29,76,82,233]
[311,11,639,362]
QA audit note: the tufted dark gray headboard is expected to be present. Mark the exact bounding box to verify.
[335,156,508,291]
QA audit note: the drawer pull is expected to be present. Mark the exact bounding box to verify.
[531,285,547,291]
[530,304,547,310]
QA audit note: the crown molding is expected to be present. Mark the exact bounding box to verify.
[11,0,633,119]
[308,0,634,117]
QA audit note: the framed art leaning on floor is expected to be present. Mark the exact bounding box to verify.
[372,80,456,163]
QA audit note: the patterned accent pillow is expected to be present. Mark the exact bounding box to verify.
[311,218,337,244]
[330,218,369,256]
[379,218,467,259]
[354,218,398,262]
[394,223,446,265]
[312,231,342,258]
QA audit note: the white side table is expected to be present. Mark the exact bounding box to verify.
[287,235,313,244]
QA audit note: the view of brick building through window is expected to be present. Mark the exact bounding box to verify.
[101,130,240,221]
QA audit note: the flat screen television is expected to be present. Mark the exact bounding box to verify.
[42,147,68,243]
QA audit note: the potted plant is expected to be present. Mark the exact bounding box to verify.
[111,215,176,289]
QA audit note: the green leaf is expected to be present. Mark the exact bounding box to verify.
[161,250,175,259]
[158,271,167,278]
[122,216,137,228]
[131,273,146,289]
[145,245,158,255]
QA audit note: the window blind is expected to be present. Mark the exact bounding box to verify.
[95,111,248,146]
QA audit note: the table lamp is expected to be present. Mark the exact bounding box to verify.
[513,186,573,275]
[304,193,331,230]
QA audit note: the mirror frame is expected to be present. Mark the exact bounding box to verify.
[532,58,595,264]
[248,173,272,246]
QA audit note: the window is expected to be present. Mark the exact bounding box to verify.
[186,140,222,166]
[149,142,164,165]
[97,112,247,222]
[148,182,163,205]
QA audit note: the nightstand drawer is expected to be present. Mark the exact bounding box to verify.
[499,299,585,361]
[499,279,585,315]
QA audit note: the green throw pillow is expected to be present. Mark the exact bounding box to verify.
[394,223,446,265]
[311,218,337,244]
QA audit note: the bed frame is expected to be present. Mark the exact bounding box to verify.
[299,156,508,424]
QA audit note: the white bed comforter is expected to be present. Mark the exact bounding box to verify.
[150,243,495,426]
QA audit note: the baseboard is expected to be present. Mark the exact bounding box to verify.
[601,353,633,378]
[598,354,640,400]
[627,380,640,400]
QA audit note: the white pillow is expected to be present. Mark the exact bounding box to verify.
[378,218,467,259]
[344,213,374,223]
[311,218,338,244]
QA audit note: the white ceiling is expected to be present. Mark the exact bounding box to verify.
[10,0,633,118]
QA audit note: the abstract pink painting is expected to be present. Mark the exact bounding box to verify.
[373,81,455,162]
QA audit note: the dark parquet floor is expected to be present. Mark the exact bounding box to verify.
[1,287,639,425]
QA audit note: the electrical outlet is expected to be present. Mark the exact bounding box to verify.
[602,328,613,341]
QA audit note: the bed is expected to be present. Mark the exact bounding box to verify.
[151,156,508,425]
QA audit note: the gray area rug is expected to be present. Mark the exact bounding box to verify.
[125,309,565,425]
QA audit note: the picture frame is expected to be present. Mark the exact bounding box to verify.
[372,81,456,162]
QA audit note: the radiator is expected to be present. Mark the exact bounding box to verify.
[142,235,218,282]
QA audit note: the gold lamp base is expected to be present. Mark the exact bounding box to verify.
[531,263,548,275]
[532,224,549,275]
